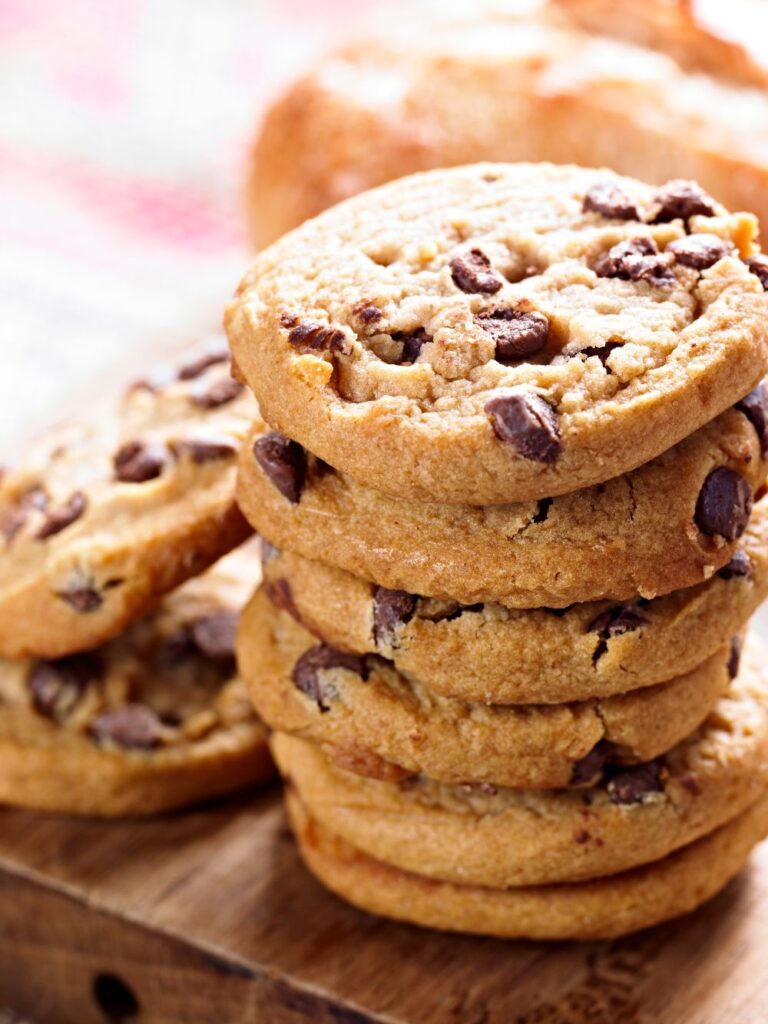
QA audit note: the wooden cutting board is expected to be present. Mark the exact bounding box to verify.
[1,785,768,1024]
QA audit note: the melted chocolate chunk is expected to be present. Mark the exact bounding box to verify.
[477,308,549,362]
[291,645,368,712]
[717,551,753,581]
[583,182,640,220]
[287,321,346,352]
[449,248,502,294]
[189,376,244,409]
[174,435,238,463]
[746,254,768,291]
[27,652,101,721]
[649,180,716,223]
[728,635,742,680]
[252,432,306,503]
[668,233,732,270]
[34,491,87,540]
[392,327,431,364]
[588,605,647,639]
[114,440,170,483]
[190,612,239,661]
[177,341,230,380]
[57,586,103,614]
[695,468,753,541]
[485,392,561,463]
[607,761,664,805]
[736,381,768,456]
[570,741,609,786]
[595,237,675,285]
[373,587,418,646]
[90,703,163,750]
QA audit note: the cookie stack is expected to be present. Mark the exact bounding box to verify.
[0,341,273,816]
[227,162,768,939]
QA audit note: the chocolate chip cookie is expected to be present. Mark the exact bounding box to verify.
[0,338,256,659]
[288,790,768,940]
[239,588,735,788]
[227,162,768,504]
[238,401,768,608]
[0,545,273,815]
[261,496,768,703]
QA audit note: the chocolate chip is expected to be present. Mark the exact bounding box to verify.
[477,308,549,362]
[291,645,369,712]
[607,761,664,805]
[570,741,609,786]
[34,491,87,540]
[287,321,346,352]
[649,180,716,223]
[2,486,49,540]
[567,341,622,366]
[728,635,742,680]
[695,467,753,540]
[583,182,640,220]
[354,303,383,325]
[588,605,647,639]
[173,435,238,463]
[746,255,768,291]
[57,586,103,614]
[392,328,431,364]
[90,703,163,750]
[373,588,418,646]
[450,248,502,294]
[189,376,244,409]
[27,653,100,721]
[532,497,553,524]
[485,392,561,463]
[736,381,768,456]
[177,341,230,380]
[190,612,239,661]
[668,234,732,270]
[717,551,753,581]
[595,237,676,285]
[252,432,306,503]
[114,440,170,483]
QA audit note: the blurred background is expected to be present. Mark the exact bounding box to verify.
[0,0,378,444]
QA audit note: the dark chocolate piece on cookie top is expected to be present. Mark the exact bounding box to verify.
[252,432,306,503]
[607,761,665,805]
[594,237,675,285]
[373,587,418,646]
[189,376,244,409]
[476,307,549,362]
[291,644,369,713]
[1,486,49,541]
[588,605,647,639]
[583,182,640,221]
[392,327,431,364]
[33,491,87,540]
[668,234,733,270]
[736,380,768,456]
[114,440,170,484]
[746,254,768,291]
[728,636,742,680]
[694,467,753,541]
[485,391,561,463]
[570,741,609,786]
[190,612,239,661]
[717,551,754,581]
[177,339,231,381]
[449,248,503,294]
[56,585,104,614]
[27,652,101,721]
[648,179,717,224]
[90,703,163,750]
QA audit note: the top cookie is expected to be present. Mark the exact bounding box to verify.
[0,338,256,659]
[227,162,768,504]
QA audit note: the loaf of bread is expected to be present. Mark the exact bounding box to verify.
[246,0,768,247]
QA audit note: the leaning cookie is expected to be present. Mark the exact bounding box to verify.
[0,338,256,659]
[238,399,767,608]
[272,634,768,886]
[0,546,273,816]
[240,588,736,789]
[227,162,768,505]
[261,496,768,704]
[288,791,768,941]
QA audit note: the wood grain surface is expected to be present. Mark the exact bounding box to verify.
[1,786,768,1024]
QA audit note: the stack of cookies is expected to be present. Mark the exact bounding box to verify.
[0,341,273,816]
[227,162,768,939]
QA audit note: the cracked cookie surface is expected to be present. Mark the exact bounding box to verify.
[0,338,256,659]
[260,497,768,703]
[239,588,736,789]
[0,544,272,816]
[228,162,768,504]
[238,400,768,608]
